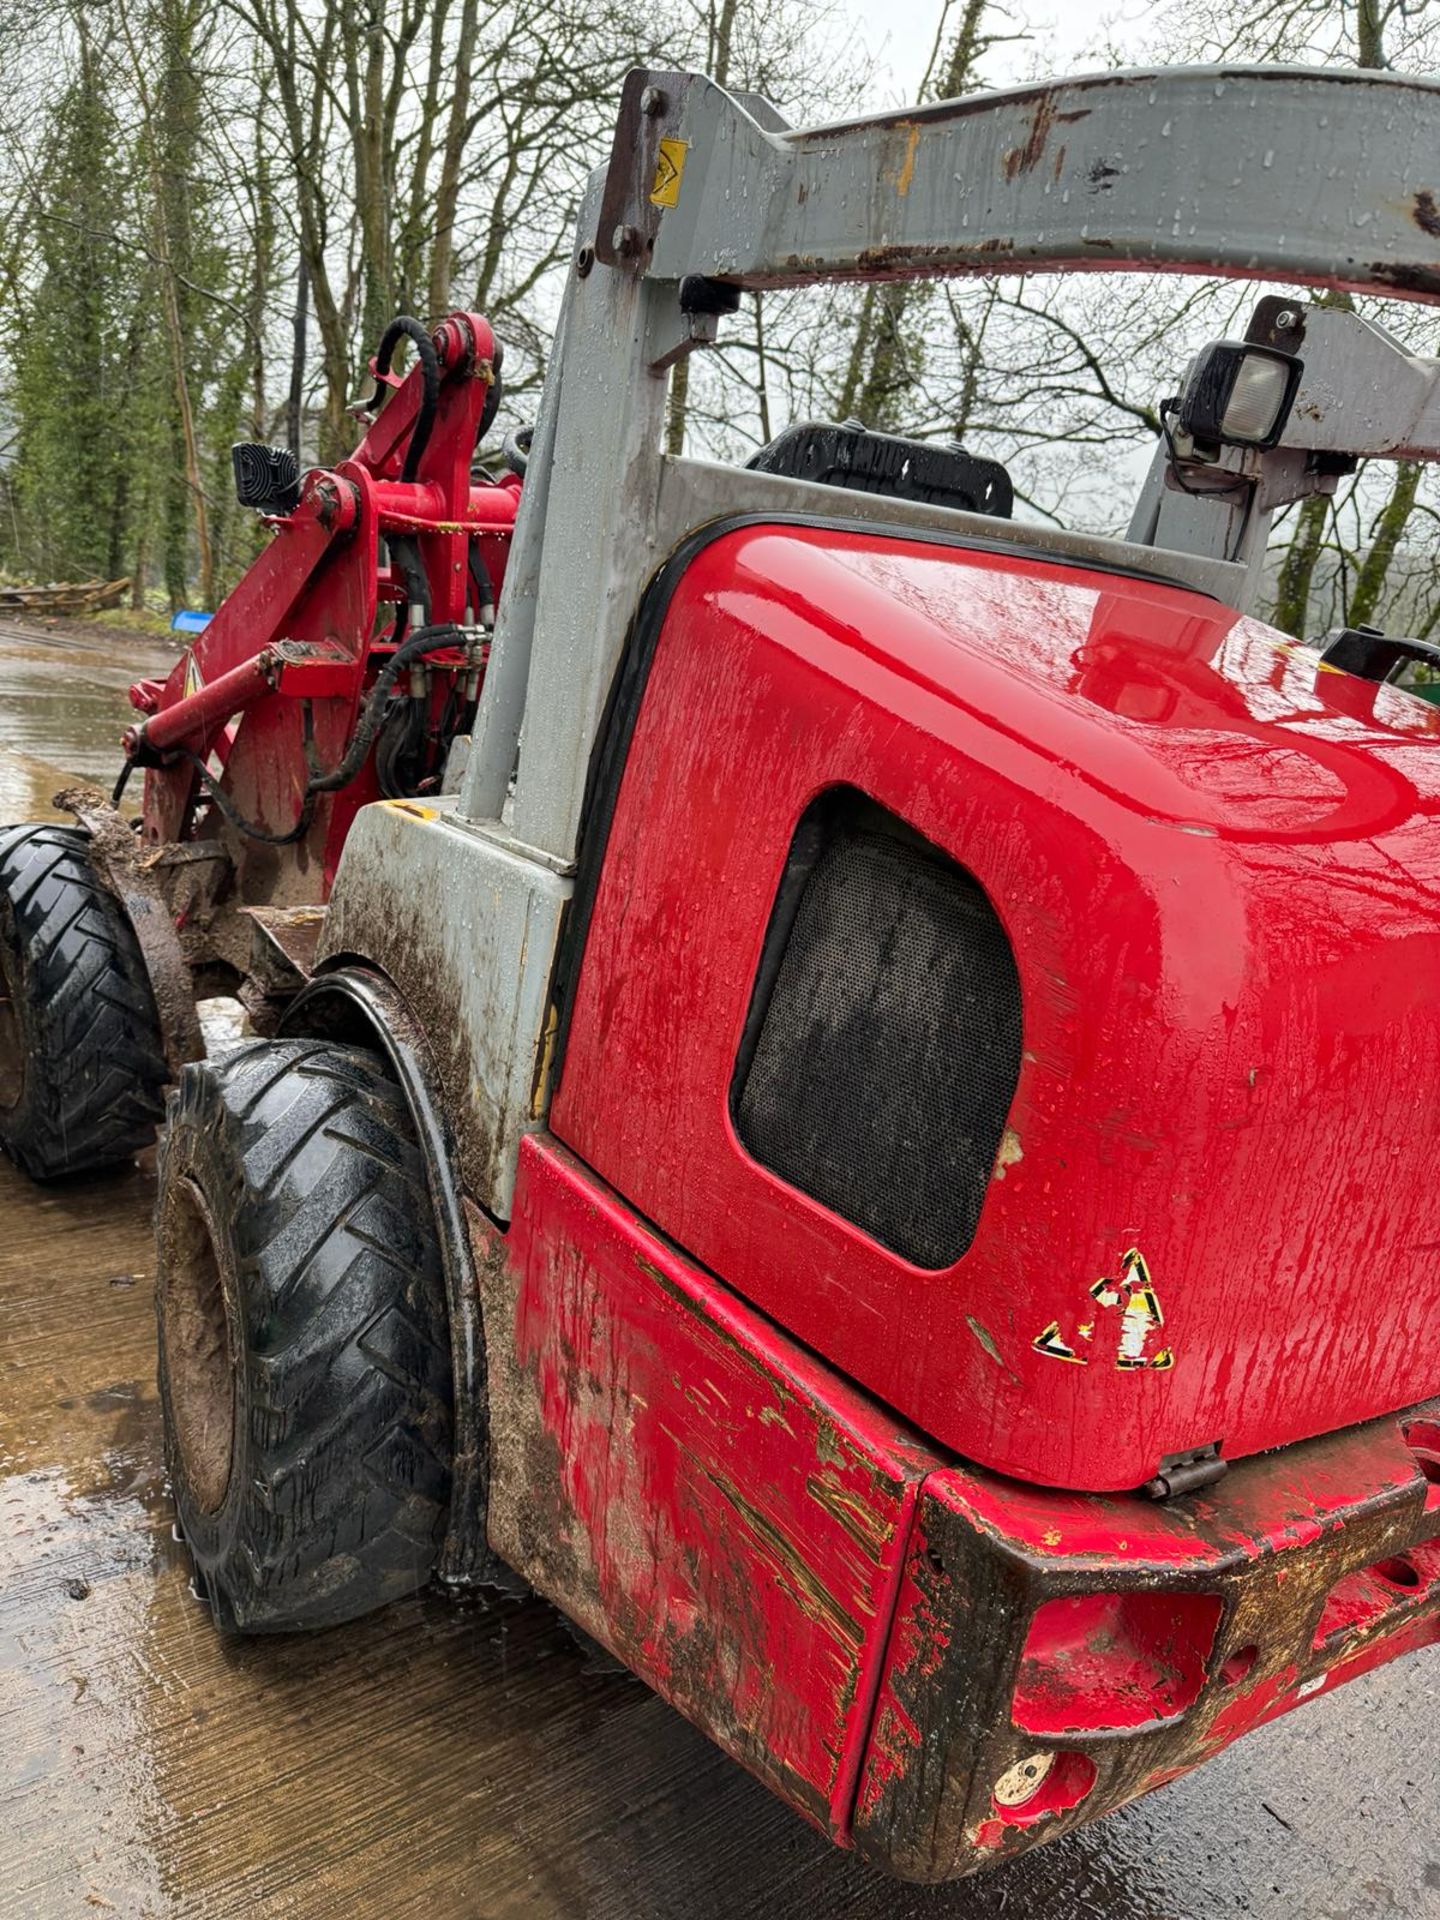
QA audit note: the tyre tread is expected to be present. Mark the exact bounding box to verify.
[0,825,167,1178]
[158,1038,453,1633]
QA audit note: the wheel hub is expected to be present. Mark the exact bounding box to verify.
[158,1176,237,1514]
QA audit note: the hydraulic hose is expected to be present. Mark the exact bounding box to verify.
[479,337,504,445]
[306,623,478,794]
[158,625,475,844]
[501,423,532,477]
[177,749,317,846]
[467,543,496,626]
[388,531,432,623]
[364,316,441,483]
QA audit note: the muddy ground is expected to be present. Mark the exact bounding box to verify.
[2,616,1438,1918]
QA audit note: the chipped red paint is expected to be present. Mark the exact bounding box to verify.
[479,1136,943,1838]
[1013,1589,1223,1733]
[1202,1664,1301,1747]
[552,522,1440,1490]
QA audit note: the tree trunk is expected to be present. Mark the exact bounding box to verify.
[832,0,991,429]
[124,0,214,609]
[1268,289,1354,637]
[933,0,990,98]
[842,284,913,429]
[108,305,150,580]
[426,0,476,317]
[1348,461,1421,628]
[1270,493,1330,638]
[665,358,690,458]
[754,293,772,446]
[248,143,275,442]
[354,4,394,358]
[1355,0,1386,67]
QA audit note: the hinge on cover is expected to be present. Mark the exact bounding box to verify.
[1144,1440,1226,1500]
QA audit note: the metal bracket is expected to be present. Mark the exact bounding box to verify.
[238,904,327,1035]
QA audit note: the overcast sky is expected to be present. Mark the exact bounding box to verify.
[843,0,1146,102]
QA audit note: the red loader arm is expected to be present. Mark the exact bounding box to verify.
[124,310,520,895]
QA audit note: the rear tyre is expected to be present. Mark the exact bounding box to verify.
[0,823,168,1179]
[156,1038,453,1632]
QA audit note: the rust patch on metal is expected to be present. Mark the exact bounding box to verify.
[1002,90,1056,181]
[1413,189,1440,239]
[1367,259,1440,298]
[787,78,1102,145]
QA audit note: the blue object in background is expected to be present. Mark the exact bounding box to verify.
[172,610,212,634]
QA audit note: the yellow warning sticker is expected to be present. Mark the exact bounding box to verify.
[183,650,202,698]
[649,137,689,209]
[1032,1248,1175,1372]
[1033,1321,1085,1365]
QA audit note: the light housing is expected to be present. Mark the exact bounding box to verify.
[1177,341,1304,450]
[1012,1588,1224,1734]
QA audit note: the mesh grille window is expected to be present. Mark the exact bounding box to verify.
[733,793,1022,1269]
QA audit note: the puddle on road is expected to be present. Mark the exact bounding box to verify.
[0,621,181,823]
[0,621,179,791]
[0,746,73,822]
[0,1161,669,1920]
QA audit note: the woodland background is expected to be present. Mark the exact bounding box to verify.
[0,0,1436,641]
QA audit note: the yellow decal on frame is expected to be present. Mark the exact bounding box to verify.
[649,138,689,209]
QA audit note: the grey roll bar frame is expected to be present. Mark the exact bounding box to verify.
[321,63,1440,1218]
[596,64,1440,300]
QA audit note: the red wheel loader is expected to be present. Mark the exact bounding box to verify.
[8,61,1440,1883]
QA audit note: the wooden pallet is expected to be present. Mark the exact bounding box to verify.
[0,576,130,615]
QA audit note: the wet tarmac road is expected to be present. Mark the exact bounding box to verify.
[2,619,1439,1918]
[0,616,172,822]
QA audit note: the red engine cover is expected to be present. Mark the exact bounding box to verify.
[552,523,1440,1491]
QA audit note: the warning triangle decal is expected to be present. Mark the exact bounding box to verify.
[1032,1321,1087,1365]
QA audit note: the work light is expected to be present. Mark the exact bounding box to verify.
[1177,341,1304,450]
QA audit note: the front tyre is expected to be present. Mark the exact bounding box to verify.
[156,1038,453,1632]
[0,823,167,1178]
